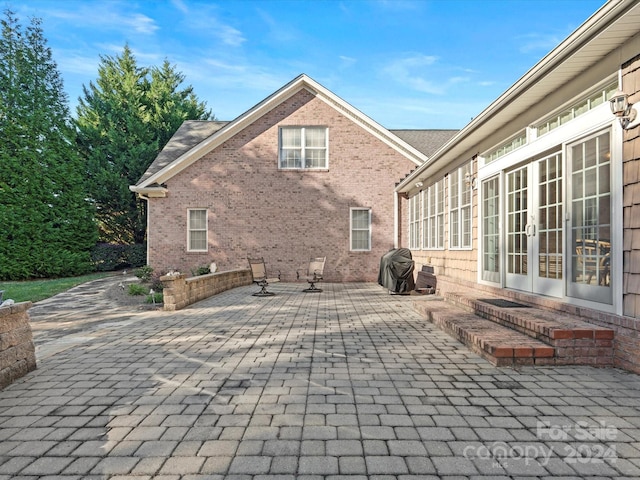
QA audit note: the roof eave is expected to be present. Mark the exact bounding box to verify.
[129,185,168,198]
[395,0,637,194]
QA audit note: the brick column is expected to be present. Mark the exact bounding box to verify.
[160,274,187,311]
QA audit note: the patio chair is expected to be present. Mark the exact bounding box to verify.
[248,257,280,296]
[575,239,611,286]
[297,256,326,292]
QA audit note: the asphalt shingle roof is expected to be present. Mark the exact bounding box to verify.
[390,129,458,157]
[136,120,229,186]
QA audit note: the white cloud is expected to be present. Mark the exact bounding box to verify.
[339,56,357,68]
[126,14,159,35]
[382,54,444,95]
[171,0,190,15]
[54,52,99,76]
[517,33,563,54]
[35,4,159,36]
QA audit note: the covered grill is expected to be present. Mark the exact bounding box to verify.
[378,248,415,294]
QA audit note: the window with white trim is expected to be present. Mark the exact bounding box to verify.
[449,164,472,249]
[423,179,445,249]
[188,209,207,251]
[279,127,328,169]
[535,81,617,137]
[350,208,371,251]
[409,194,421,249]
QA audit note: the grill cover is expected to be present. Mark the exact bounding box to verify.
[378,248,415,294]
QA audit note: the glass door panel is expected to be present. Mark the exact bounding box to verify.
[567,131,612,304]
[534,153,563,297]
[505,166,531,291]
[482,176,500,283]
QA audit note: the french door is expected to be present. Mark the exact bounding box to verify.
[486,129,613,306]
[504,153,564,297]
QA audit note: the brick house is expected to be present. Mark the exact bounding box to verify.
[131,74,455,282]
[397,0,640,372]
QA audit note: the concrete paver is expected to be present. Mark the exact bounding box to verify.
[1,281,640,478]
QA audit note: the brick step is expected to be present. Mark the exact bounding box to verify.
[413,300,554,366]
[412,296,614,367]
[444,292,614,345]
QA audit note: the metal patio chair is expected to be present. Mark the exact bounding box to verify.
[248,257,280,296]
[297,256,326,293]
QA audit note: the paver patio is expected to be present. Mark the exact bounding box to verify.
[1,281,640,479]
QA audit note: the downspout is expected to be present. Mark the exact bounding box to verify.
[393,191,399,249]
[137,193,151,266]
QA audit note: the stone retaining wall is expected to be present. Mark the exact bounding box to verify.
[160,269,253,311]
[0,302,37,389]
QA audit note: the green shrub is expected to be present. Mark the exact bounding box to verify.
[127,283,147,296]
[135,265,153,282]
[146,292,164,304]
[91,243,146,272]
[127,244,146,268]
[150,273,164,292]
[191,265,211,276]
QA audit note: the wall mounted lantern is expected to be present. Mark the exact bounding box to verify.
[610,89,640,129]
[465,172,477,189]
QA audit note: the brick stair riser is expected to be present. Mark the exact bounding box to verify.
[414,298,614,367]
[429,310,553,367]
[445,293,614,343]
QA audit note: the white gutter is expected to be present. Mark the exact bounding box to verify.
[396,0,636,193]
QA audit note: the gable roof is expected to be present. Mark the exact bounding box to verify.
[131,74,431,196]
[136,120,229,186]
[396,0,640,194]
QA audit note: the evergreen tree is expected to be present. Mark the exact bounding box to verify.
[76,46,211,245]
[0,10,97,280]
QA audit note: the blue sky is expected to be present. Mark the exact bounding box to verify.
[13,0,606,129]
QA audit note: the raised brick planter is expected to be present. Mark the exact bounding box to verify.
[161,269,252,311]
[0,302,37,389]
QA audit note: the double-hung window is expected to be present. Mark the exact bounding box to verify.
[188,209,207,252]
[350,208,371,251]
[409,194,421,249]
[424,179,444,249]
[279,127,328,169]
[449,164,472,249]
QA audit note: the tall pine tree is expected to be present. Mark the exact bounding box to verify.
[0,10,97,280]
[76,46,211,245]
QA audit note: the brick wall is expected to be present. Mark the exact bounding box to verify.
[0,302,36,389]
[147,89,416,282]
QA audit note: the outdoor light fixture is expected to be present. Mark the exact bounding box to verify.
[415,181,424,188]
[465,172,477,189]
[609,89,640,129]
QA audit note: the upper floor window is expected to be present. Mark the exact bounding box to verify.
[350,208,371,251]
[449,165,472,249]
[188,209,207,252]
[279,127,328,169]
